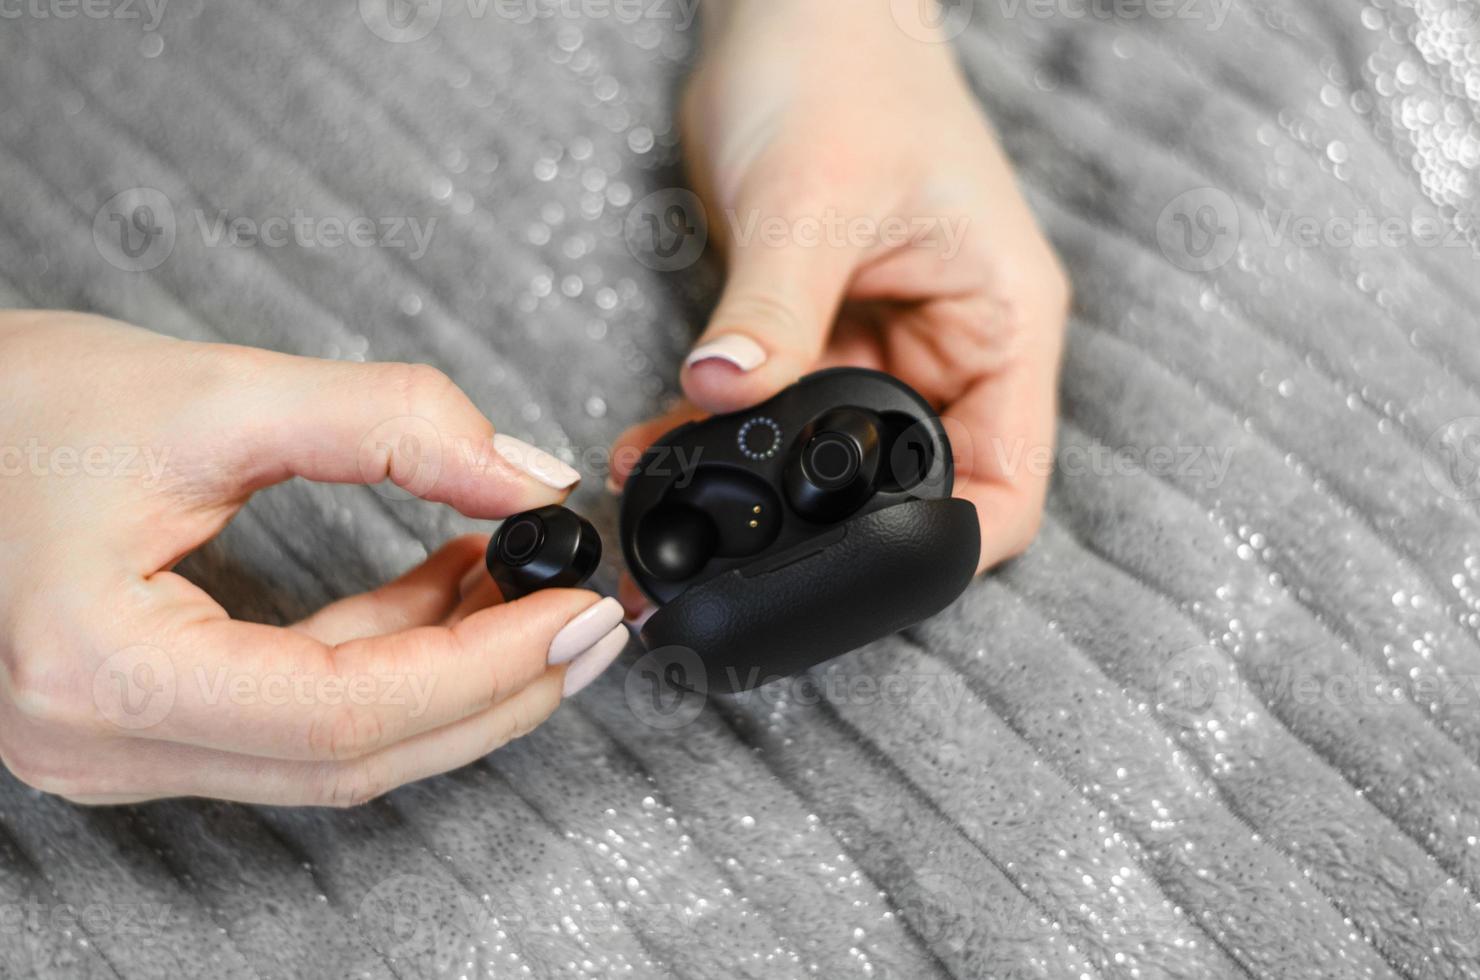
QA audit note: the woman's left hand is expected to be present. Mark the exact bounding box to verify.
[610,0,1070,614]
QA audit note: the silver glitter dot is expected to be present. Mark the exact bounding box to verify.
[627,127,655,154]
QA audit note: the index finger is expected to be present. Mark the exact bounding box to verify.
[223,352,581,519]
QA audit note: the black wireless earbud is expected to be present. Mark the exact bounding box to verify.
[783,407,883,522]
[486,505,602,600]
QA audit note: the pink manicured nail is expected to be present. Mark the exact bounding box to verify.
[685,334,767,372]
[562,624,631,697]
[493,433,581,490]
[548,597,624,666]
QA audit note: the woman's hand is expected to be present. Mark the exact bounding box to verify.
[612,0,1070,608]
[0,311,630,806]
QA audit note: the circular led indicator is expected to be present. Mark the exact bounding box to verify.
[737,416,783,461]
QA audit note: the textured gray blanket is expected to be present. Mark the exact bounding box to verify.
[3,0,1480,977]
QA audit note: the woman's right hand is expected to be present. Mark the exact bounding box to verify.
[0,311,629,806]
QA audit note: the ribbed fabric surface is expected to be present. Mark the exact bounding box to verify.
[2,2,1479,977]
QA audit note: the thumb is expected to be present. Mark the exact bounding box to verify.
[682,210,863,414]
[227,354,580,519]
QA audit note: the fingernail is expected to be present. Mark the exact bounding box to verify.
[562,624,631,697]
[493,433,581,490]
[548,597,624,665]
[458,561,487,600]
[685,334,767,373]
